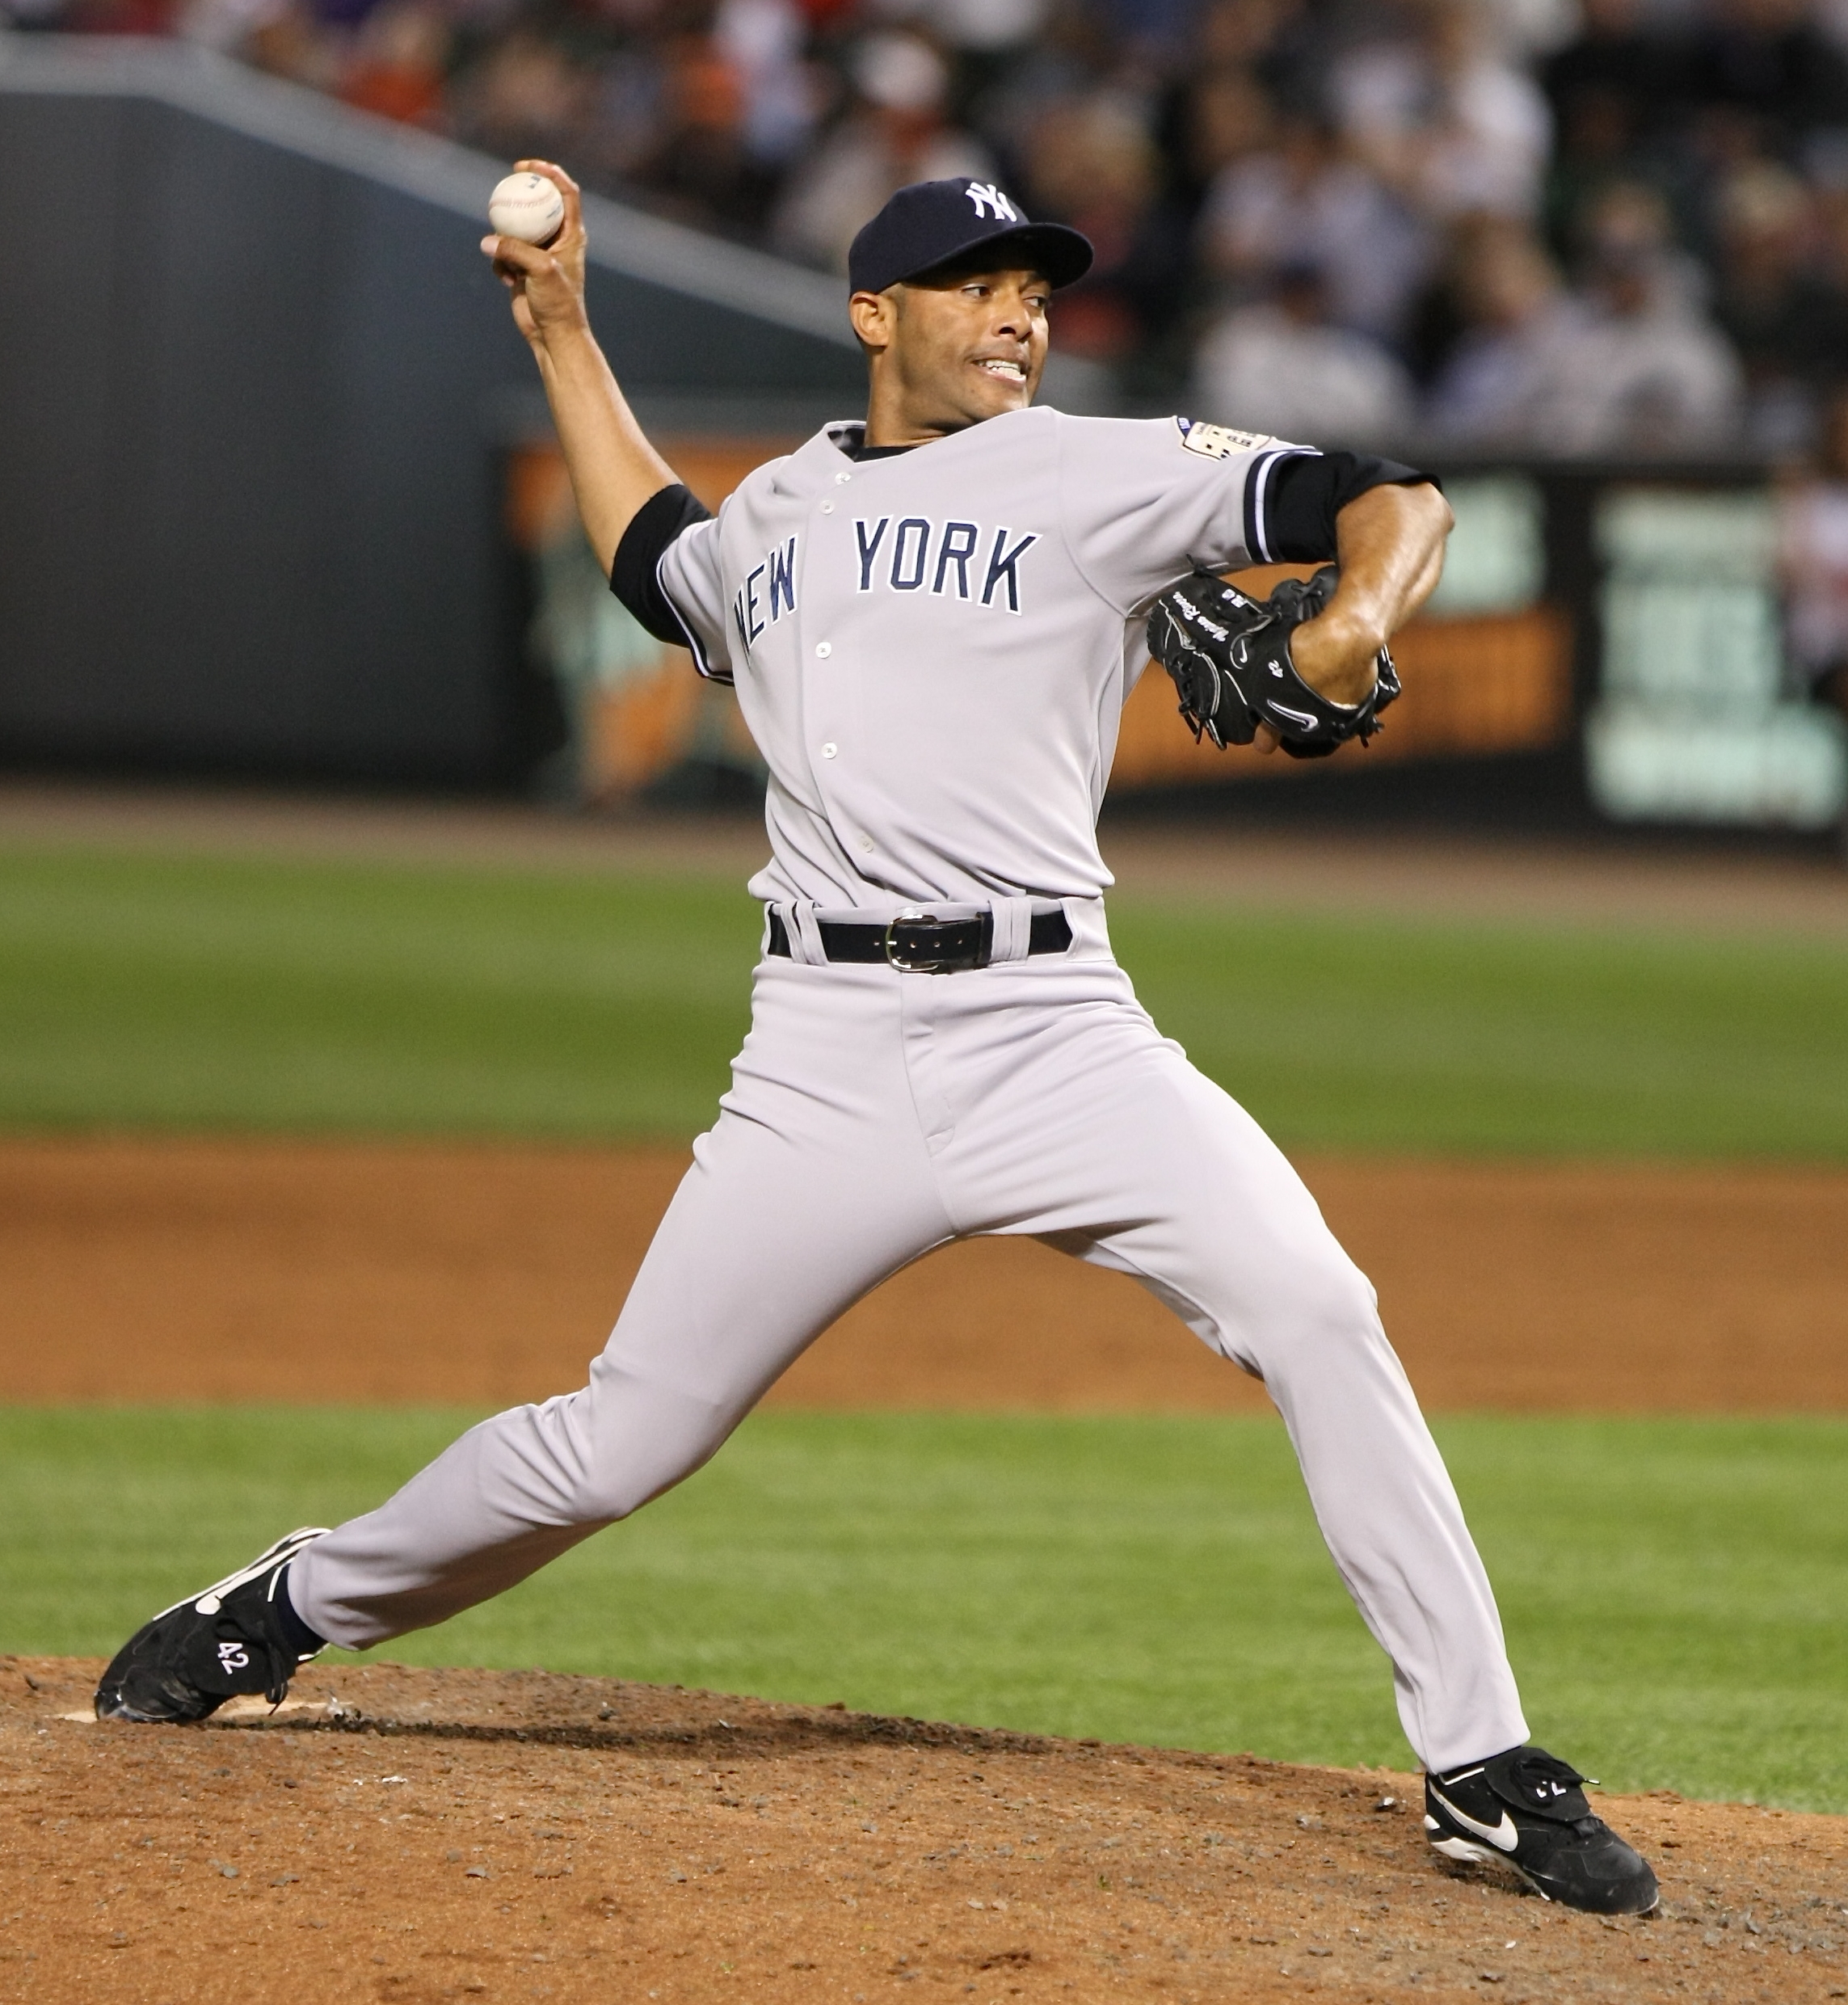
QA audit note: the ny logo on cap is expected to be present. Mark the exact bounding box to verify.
[965,182,1018,222]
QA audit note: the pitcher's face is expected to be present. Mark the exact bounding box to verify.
[852,267,1052,437]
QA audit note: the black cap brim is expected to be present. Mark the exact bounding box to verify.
[884,220,1094,293]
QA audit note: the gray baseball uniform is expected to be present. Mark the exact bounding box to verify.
[288,407,1529,1775]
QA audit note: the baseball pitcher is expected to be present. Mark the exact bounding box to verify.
[96,173,1656,1917]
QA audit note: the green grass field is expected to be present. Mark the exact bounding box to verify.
[2,836,1844,1812]
[0,844,1845,1154]
[5,1407,1845,1812]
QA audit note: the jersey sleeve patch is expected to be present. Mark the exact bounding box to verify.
[1177,416,1275,459]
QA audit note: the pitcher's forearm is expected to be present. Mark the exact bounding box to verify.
[1327,482,1451,652]
[1288,481,1451,706]
[533,322,680,575]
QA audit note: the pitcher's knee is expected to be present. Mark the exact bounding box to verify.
[1293,1253,1384,1350]
[1217,1238,1387,1379]
[565,1366,739,1523]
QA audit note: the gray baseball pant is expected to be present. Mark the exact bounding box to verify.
[289,923,1529,1774]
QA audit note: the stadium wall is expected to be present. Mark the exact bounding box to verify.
[0,36,861,787]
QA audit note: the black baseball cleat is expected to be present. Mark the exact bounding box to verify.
[94,1528,331,1724]
[1424,1745,1659,1914]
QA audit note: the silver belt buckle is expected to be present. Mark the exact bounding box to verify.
[885,906,948,974]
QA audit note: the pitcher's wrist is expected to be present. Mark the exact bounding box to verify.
[1292,609,1384,706]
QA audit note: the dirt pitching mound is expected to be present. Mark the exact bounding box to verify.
[6,1658,1845,2005]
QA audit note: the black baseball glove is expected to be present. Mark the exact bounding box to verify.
[1145,564,1400,760]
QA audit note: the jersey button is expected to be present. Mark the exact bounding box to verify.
[815,641,832,658]
[819,500,835,515]
[821,742,838,759]
[857,834,874,853]
[834,471,851,484]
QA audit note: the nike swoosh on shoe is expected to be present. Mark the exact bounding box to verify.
[1430,1786,1521,1853]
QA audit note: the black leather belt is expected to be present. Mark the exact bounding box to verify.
[767,905,1073,974]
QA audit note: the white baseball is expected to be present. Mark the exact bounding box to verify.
[487,172,566,247]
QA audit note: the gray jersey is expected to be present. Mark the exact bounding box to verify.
[655,407,1307,910]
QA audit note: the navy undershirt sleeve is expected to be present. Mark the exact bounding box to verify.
[1265,452,1437,564]
[609,483,716,645]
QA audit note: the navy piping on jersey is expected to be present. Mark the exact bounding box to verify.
[655,546,730,683]
[1241,448,1312,566]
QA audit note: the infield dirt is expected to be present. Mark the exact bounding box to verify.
[5,1654,1846,2005]
[2,1136,1844,1412]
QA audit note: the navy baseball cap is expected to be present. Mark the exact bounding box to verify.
[848,179,1093,296]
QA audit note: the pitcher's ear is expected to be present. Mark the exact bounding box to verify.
[849,287,900,352]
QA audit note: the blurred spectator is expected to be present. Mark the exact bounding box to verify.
[1482,0,1576,60]
[1540,0,1673,151]
[1425,217,1585,445]
[716,0,819,171]
[241,1,346,91]
[572,41,672,189]
[1161,61,1275,214]
[1817,178,1848,302]
[903,0,1052,140]
[1334,0,1553,223]
[1022,91,1189,364]
[1711,161,1848,450]
[1778,385,1848,714]
[43,0,1848,444]
[1145,0,1310,297]
[1198,113,1433,343]
[173,0,288,57]
[1680,0,1848,158]
[341,0,449,125]
[952,0,1117,164]
[448,29,588,170]
[1544,181,1744,455]
[1539,0,1682,251]
[772,31,993,271]
[1189,0,1322,118]
[909,0,1050,63]
[1574,176,1714,318]
[1193,264,1416,448]
[1091,0,1198,74]
[65,0,180,29]
[634,32,781,234]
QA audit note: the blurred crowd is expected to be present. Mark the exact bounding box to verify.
[15,0,1848,459]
